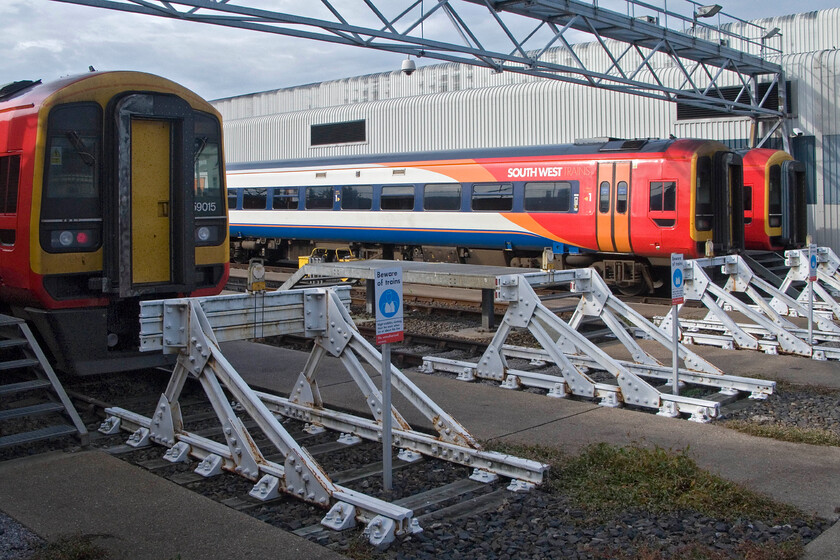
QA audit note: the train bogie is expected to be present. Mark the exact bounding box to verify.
[0,71,229,374]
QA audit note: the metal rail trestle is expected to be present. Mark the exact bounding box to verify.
[772,247,840,324]
[657,255,840,361]
[421,270,773,421]
[101,287,547,546]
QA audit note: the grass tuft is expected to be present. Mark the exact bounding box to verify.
[723,420,840,447]
[27,534,109,560]
[490,441,806,523]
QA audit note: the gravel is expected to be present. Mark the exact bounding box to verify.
[0,511,43,560]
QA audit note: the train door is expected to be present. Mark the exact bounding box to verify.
[108,93,195,298]
[781,160,807,247]
[711,152,745,254]
[595,161,633,253]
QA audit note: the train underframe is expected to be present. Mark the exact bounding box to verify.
[231,237,665,295]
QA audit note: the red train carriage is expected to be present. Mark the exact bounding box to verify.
[227,137,744,294]
[741,148,808,251]
[0,71,229,374]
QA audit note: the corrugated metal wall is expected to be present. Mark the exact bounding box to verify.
[221,81,677,162]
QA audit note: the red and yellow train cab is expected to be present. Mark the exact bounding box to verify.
[0,71,229,374]
[741,148,808,251]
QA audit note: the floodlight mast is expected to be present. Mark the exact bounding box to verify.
[49,0,790,147]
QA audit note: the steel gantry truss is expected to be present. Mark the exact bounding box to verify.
[53,0,789,144]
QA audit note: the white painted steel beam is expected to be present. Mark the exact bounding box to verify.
[774,248,840,324]
[419,270,768,421]
[53,0,783,119]
[117,286,548,542]
[658,255,839,361]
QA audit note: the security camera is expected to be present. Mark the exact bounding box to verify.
[401,57,416,76]
[792,127,804,137]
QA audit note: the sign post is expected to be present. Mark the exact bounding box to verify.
[670,254,685,396]
[808,243,817,345]
[374,267,404,495]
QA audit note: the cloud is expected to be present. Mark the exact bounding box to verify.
[13,39,64,54]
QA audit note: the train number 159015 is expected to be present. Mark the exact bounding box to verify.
[195,201,217,213]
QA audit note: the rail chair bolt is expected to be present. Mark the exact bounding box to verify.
[235,447,242,456]
[319,497,328,505]
[295,465,303,474]
[235,466,243,473]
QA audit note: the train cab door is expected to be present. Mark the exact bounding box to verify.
[711,151,744,254]
[781,160,807,247]
[107,93,195,298]
[595,161,633,253]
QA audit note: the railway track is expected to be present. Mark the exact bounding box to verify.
[2,329,837,557]
[43,371,509,548]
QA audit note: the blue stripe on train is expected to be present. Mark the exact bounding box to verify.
[230,223,562,252]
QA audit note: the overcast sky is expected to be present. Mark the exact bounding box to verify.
[2,0,838,102]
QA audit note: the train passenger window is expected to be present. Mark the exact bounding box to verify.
[598,182,610,213]
[381,185,415,210]
[649,181,676,212]
[272,187,300,210]
[649,181,677,228]
[616,182,628,214]
[242,188,268,210]
[227,189,239,210]
[193,113,225,217]
[472,183,512,211]
[424,184,461,211]
[306,186,333,209]
[341,185,372,210]
[0,155,20,214]
[524,182,573,212]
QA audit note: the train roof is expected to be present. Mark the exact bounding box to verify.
[0,71,215,116]
[227,137,722,172]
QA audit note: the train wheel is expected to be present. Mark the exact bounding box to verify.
[617,282,646,297]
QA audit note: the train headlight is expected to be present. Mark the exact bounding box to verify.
[49,229,100,251]
[58,231,74,247]
[195,224,221,246]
